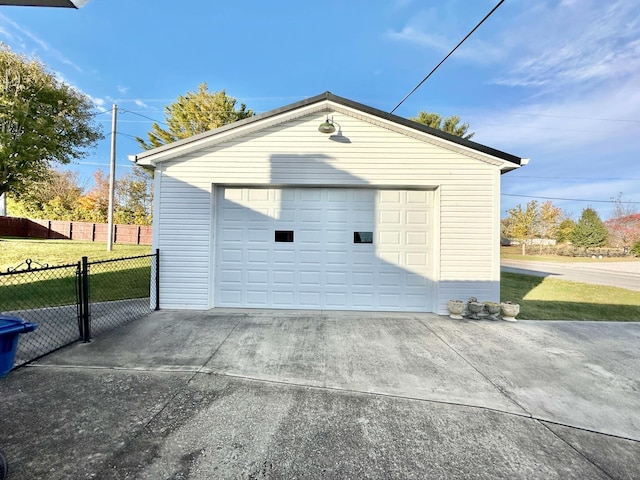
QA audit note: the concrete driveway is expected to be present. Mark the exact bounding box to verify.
[1,310,639,479]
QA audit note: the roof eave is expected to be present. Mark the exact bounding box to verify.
[131,91,526,168]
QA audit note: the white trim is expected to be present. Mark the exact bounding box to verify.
[492,170,501,301]
[151,168,162,250]
[209,184,218,309]
[432,186,442,311]
[134,99,524,171]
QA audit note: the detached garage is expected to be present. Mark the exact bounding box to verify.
[132,92,526,314]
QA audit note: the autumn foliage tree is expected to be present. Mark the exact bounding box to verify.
[502,200,568,254]
[8,166,153,225]
[605,193,640,248]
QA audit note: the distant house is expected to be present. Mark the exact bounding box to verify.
[131,92,527,314]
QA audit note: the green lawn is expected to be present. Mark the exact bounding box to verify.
[0,237,153,311]
[0,237,151,271]
[501,272,640,321]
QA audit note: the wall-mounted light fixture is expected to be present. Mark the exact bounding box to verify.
[318,115,351,143]
[318,116,336,134]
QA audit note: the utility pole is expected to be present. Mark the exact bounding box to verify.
[107,104,117,251]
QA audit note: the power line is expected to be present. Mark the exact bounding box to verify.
[90,108,113,117]
[513,175,640,181]
[502,193,640,204]
[116,131,141,141]
[504,112,640,123]
[390,0,506,114]
[120,109,168,126]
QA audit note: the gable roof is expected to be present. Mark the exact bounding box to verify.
[131,91,527,169]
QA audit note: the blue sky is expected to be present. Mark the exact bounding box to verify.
[1,0,639,219]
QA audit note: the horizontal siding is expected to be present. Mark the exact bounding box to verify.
[156,110,503,312]
[156,172,211,309]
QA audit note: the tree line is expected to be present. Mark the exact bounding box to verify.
[7,167,153,226]
[501,196,640,254]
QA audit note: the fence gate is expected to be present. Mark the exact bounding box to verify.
[0,250,159,369]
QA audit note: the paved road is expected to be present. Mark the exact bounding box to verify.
[501,259,640,291]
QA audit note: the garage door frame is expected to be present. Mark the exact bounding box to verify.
[210,184,440,312]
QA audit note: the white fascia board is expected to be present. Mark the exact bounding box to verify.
[131,101,332,167]
[330,102,521,169]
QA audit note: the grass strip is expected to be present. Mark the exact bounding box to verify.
[0,265,151,312]
[501,272,640,321]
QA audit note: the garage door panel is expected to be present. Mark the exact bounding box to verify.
[247,270,268,285]
[326,230,348,244]
[215,187,433,312]
[352,271,374,287]
[326,292,347,306]
[247,249,269,263]
[300,291,321,306]
[273,291,294,305]
[298,229,322,244]
[300,270,321,285]
[247,290,268,305]
[326,209,348,223]
[301,208,323,223]
[274,270,295,285]
[279,208,296,222]
[299,249,321,265]
[326,271,348,286]
[327,189,349,202]
[273,249,295,264]
[326,250,348,265]
[406,210,428,224]
[247,228,269,243]
[222,228,243,242]
[219,289,242,304]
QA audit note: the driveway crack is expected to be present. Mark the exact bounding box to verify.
[416,317,532,417]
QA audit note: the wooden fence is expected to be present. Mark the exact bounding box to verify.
[0,217,152,245]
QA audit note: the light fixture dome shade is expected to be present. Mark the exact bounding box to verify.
[318,120,336,134]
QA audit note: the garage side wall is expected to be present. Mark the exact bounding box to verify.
[153,111,501,313]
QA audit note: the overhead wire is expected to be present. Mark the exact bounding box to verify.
[390,0,506,114]
[502,193,640,204]
[120,109,168,126]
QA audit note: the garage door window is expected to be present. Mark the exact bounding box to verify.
[275,230,294,242]
[353,231,373,244]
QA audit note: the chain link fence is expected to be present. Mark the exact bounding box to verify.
[0,251,159,368]
[0,262,80,365]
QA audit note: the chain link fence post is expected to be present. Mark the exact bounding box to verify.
[77,256,91,343]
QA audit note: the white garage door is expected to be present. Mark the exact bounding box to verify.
[214,187,434,312]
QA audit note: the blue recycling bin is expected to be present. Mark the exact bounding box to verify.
[0,315,38,378]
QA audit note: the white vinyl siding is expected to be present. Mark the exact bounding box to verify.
[154,110,502,313]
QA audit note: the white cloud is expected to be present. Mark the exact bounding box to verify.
[387,26,451,52]
[385,7,509,65]
[134,99,148,108]
[117,85,129,94]
[470,77,640,152]
[492,1,640,90]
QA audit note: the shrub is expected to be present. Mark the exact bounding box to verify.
[631,242,640,257]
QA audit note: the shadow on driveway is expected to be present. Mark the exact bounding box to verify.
[1,309,639,479]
